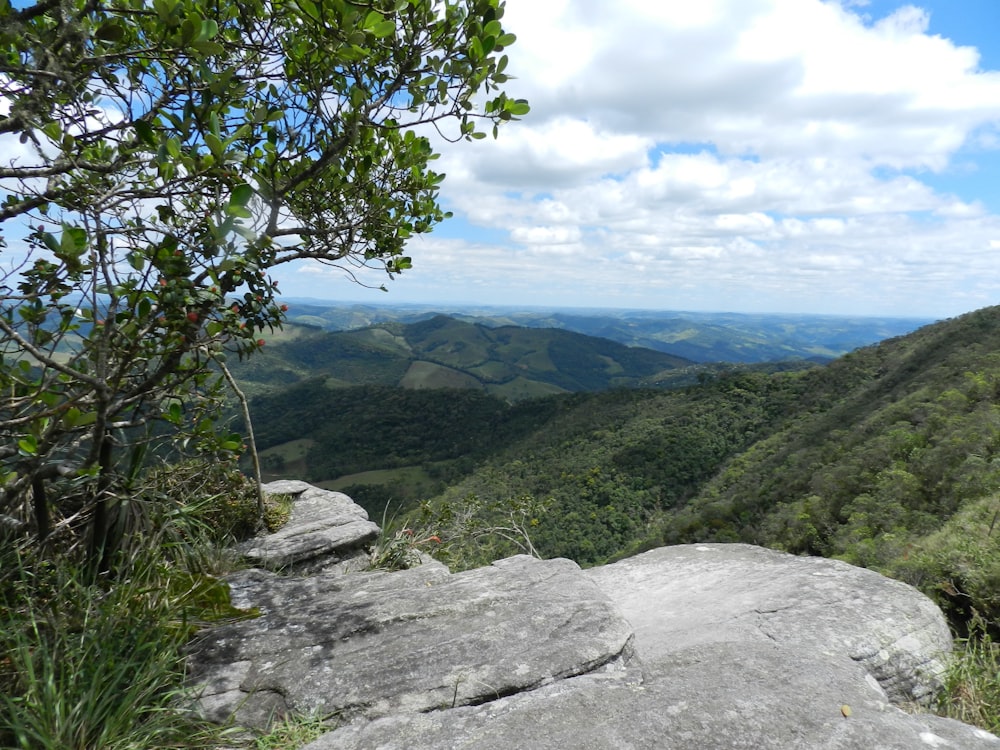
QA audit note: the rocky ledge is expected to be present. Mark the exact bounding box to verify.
[187,482,1000,749]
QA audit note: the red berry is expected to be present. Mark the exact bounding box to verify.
[186,312,199,323]
[257,339,265,347]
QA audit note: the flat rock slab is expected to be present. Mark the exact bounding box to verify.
[307,641,1000,750]
[585,543,952,705]
[187,555,634,728]
[237,480,379,572]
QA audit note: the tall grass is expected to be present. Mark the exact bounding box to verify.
[0,548,221,749]
[938,625,1000,735]
[0,458,269,750]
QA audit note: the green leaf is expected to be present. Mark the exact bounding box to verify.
[17,436,37,456]
[167,401,183,425]
[41,232,60,253]
[363,10,386,29]
[192,40,225,56]
[134,120,156,146]
[225,204,253,219]
[231,183,254,207]
[128,252,145,271]
[95,22,125,42]
[469,36,484,60]
[41,121,62,141]
[197,19,219,41]
[505,99,530,116]
[60,226,88,254]
[371,19,396,37]
[296,0,318,19]
[205,132,224,159]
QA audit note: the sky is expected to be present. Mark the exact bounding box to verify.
[5,0,1000,319]
[287,0,1000,319]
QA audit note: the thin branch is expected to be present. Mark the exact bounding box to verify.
[216,354,265,530]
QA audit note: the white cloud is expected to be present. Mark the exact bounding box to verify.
[510,225,582,245]
[281,0,1000,317]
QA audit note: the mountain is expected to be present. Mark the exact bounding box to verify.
[409,306,1000,630]
[279,299,933,363]
[240,305,1000,632]
[236,314,695,400]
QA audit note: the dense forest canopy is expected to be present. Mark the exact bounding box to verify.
[247,306,1000,632]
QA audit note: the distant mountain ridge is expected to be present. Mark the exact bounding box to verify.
[236,314,695,400]
[280,299,934,364]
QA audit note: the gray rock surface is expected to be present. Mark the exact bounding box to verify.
[308,641,999,750]
[236,480,379,572]
[184,483,999,749]
[585,543,952,705]
[188,555,634,729]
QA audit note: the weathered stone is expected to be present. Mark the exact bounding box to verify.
[306,641,1000,750]
[187,555,634,728]
[586,543,952,705]
[186,485,996,748]
[236,480,379,572]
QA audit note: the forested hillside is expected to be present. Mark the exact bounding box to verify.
[233,314,694,401]
[245,306,1000,633]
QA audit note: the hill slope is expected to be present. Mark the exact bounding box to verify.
[412,307,1000,628]
[236,315,695,400]
[281,300,932,363]
[242,306,1000,631]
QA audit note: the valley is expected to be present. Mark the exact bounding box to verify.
[238,302,1000,634]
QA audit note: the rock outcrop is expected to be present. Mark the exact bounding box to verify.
[236,480,378,574]
[189,555,634,729]
[586,543,951,705]
[186,482,1000,749]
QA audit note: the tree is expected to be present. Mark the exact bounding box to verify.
[0,0,526,567]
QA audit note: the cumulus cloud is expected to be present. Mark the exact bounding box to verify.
[278,0,1000,317]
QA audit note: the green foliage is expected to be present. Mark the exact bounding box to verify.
[368,523,445,571]
[0,455,268,748]
[0,548,225,750]
[417,492,549,570]
[938,623,1000,735]
[250,712,335,750]
[248,382,562,480]
[884,494,1000,630]
[1,0,523,567]
[139,459,290,544]
[419,374,797,566]
[228,315,694,400]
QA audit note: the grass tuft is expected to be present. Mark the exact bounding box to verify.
[938,622,1000,735]
[0,548,220,750]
